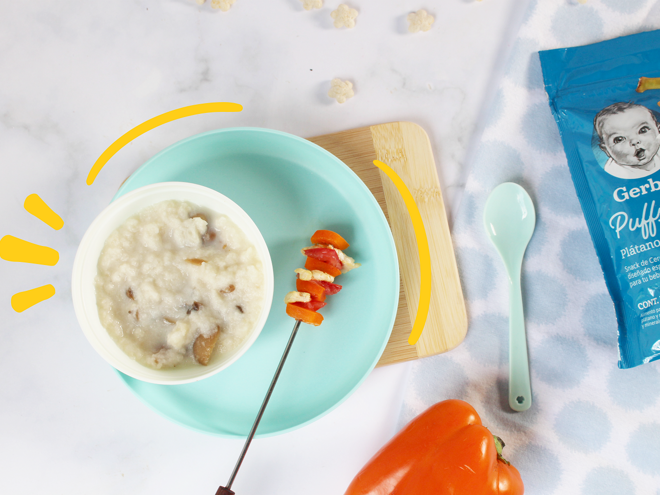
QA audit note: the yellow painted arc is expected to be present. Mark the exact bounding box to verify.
[0,235,59,266]
[372,159,431,346]
[86,102,243,185]
[636,77,660,93]
[24,194,64,230]
[11,284,56,312]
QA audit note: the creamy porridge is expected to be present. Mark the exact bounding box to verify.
[95,199,265,369]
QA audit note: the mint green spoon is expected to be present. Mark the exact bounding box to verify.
[483,183,535,412]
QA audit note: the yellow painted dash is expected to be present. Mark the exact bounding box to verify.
[373,159,431,346]
[24,194,64,230]
[11,284,56,312]
[87,102,243,185]
[0,235,59,266]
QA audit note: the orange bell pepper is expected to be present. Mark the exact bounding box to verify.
[285,303,324,326]
[296,279,326,302]
[305,256,342,278]
[344,400,524,495]
[311,229,350,250]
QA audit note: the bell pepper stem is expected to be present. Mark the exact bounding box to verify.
[493,435,511,465]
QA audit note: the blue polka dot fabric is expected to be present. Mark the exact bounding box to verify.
[399,2,660,493]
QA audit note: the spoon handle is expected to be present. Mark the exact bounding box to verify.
[509,273,532,412]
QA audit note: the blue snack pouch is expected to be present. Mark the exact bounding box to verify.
[540,30,660,368]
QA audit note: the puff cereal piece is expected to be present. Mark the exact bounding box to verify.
[330,4,358,28]
[211,0,236,11]
[328,78,354,104]
[407,9,434,33]
[300,0,322,10]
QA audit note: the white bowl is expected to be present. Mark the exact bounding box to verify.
[71,182,274,385]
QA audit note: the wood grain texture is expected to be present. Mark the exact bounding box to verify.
[370,122,467,359]
[308,122,466,366]
[308,128,418,366]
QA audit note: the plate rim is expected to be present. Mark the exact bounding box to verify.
[114,126,400,438]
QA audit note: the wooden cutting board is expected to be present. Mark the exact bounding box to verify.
[308,122,467,367]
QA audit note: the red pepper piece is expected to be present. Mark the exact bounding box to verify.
[313,280,342,295]
[291,300,326,311]
[303,248,342,269]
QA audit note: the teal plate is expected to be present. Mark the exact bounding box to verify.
[114,127,399,438]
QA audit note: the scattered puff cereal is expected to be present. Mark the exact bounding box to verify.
[210,0,236,11]
[407,10,434,33]
[331,4,358,29]
[328,78,354,104]
[300,0,323,10]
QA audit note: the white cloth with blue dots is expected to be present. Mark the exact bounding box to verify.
[399,1,660,494]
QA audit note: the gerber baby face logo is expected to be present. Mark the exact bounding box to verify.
[593,102,660,180]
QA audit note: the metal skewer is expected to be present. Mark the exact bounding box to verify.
[216,319,302,495]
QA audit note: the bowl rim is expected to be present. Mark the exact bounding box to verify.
[71,181,275,385]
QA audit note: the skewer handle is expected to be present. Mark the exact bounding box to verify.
[216,319,302,494]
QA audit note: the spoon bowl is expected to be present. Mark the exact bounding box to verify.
[483,183,536,411]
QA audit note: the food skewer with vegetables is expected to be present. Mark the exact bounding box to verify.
[285,229,360,326]
[216,230,359,495]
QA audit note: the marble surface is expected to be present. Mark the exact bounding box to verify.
[0,1,522,493]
